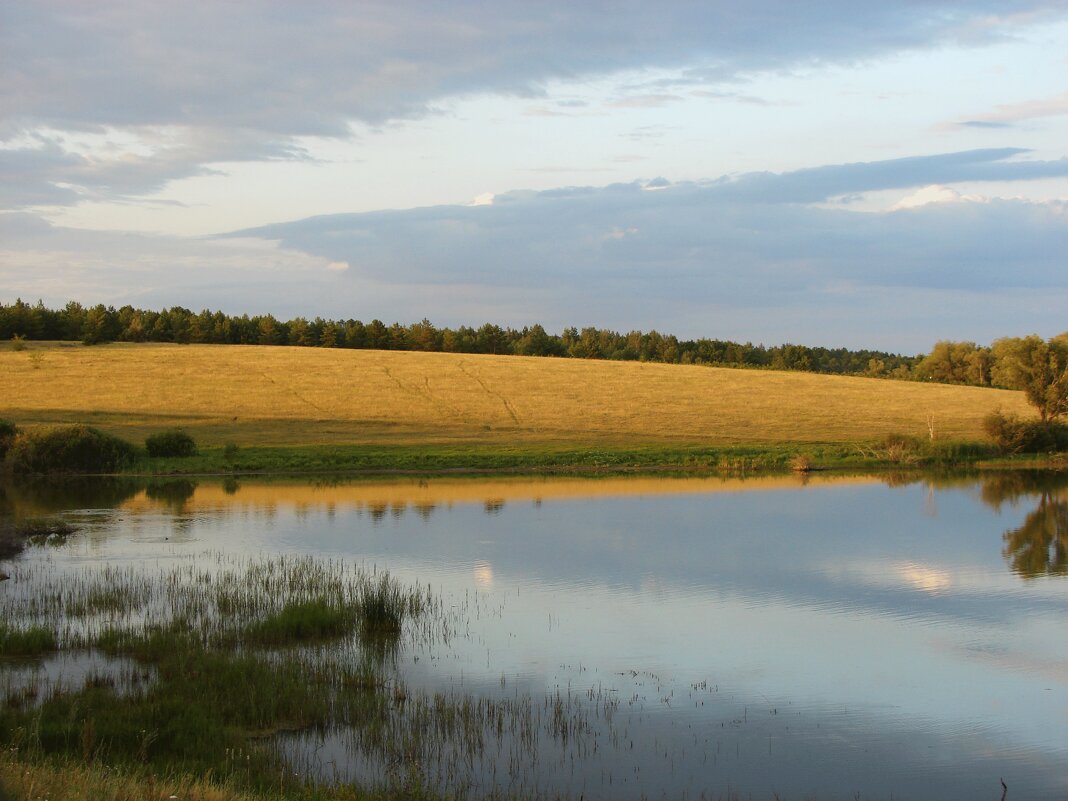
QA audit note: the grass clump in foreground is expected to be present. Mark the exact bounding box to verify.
[0,623,56,658]
[356,573,415,639]
[247,599,360,646]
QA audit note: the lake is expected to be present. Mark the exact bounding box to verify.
[2,470,1067,800]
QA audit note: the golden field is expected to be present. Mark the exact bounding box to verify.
[0,341,1030,447]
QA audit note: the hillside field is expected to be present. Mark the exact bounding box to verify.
[0,342,1030,454]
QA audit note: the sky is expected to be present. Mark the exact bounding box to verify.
[2,1,1067,353]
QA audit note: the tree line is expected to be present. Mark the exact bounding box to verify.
[0,298,920,376]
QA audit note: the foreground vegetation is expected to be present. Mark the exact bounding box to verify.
[0,555,439,798]
[1,342,1047,475]
[0,551,632,800]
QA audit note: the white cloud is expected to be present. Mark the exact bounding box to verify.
[962,89,1068,126]
[3,1,1065,210]
[891,184,986,209]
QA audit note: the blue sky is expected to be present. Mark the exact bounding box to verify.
[2,1,1067,351]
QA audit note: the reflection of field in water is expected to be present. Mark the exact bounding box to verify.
[2,471,1068,800]
[115,473,881,515]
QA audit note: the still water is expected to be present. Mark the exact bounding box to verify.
[3,471,1067,800]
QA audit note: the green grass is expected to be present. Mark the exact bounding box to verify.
[126,437,1013,477]
[246,599,360,645]
[0,623,56,657]
[123,439,969,475]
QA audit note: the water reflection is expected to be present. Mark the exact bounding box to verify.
[1003,492,1068,578]
[3,470,1068,799]
[144,478,198,513]
[0,475,141,517]
[903,470,1068,579]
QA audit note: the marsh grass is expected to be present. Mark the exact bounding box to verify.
[356,573,422,641]
[246,599,359,646]
[0,623,56,657]
[0,554,448,793]
[0,549,631,799]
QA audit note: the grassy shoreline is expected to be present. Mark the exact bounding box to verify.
[122,440,1063,478]
[2,436,1064,479]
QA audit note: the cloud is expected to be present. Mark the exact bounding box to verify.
[0,126,313,208]
[5,148,1067,351]
[9,2,1053,133]
[690,90,773,105]
[714,148,1068,203]
[3,1,1065,208]
[0,212,351,313]
[890,184,986,209]
[961,90,1068,126]
[607,94,684,109]
[957,120,1014,129]
[211,150,1068,348]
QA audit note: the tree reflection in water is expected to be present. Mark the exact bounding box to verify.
[973,470,1068,578]
[1002,492,1068,578]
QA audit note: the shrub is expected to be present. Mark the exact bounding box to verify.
[0,419,18,459]
[144,429,197,458]
[5,425,136,475]
[983,410,1068,454]
[882,432,924,463]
